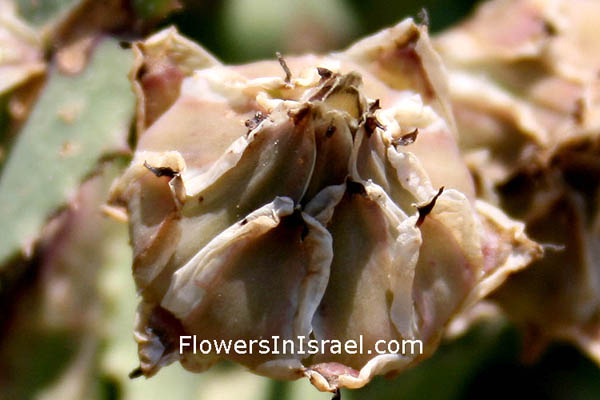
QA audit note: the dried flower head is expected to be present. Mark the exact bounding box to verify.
[111,21,540,391]
[435,0,600,190]
[435,0,600,363]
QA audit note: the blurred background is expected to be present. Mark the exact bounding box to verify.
[2,0,600,399]
[166,0,478,62]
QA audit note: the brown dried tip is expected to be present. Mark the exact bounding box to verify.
[143,160,178,178]
[317,67,333,80]
[128,366,143,379]
[393,129,419,147]
[368,99,381,112]
[276,51,292,83]
[332,389,341,400]
[416,186,444,227]
[364,115,385,136]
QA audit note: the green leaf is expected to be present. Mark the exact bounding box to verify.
[0,38,135,267]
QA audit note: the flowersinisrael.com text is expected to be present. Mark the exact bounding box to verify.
[179,335,423,356]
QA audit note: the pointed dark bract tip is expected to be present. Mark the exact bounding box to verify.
[416,186,444,227]
[369,99,381,113]
[317,67,333,80]
[364,116,386,136]
[128,366,144,379]
[143,161,178,178]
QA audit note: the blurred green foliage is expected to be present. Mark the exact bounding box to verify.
[349,322,600,400]
[15,0,80,27]
[0,39,134,267]
[165,0,479,63]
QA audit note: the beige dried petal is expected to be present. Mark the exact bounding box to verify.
[130,26,221,132]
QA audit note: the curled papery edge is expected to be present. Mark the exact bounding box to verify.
[336,18,455,133]
[130,26,221,135]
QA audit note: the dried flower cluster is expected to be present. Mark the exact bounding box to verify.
[435,0,600,362]
[5,0,600,396]
[110,20,540,391]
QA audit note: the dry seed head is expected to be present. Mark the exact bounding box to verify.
[111,20,540,391]
[435,0,600,364]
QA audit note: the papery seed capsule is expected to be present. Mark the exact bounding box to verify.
[435,0,600,364]
[111,21,540,392]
